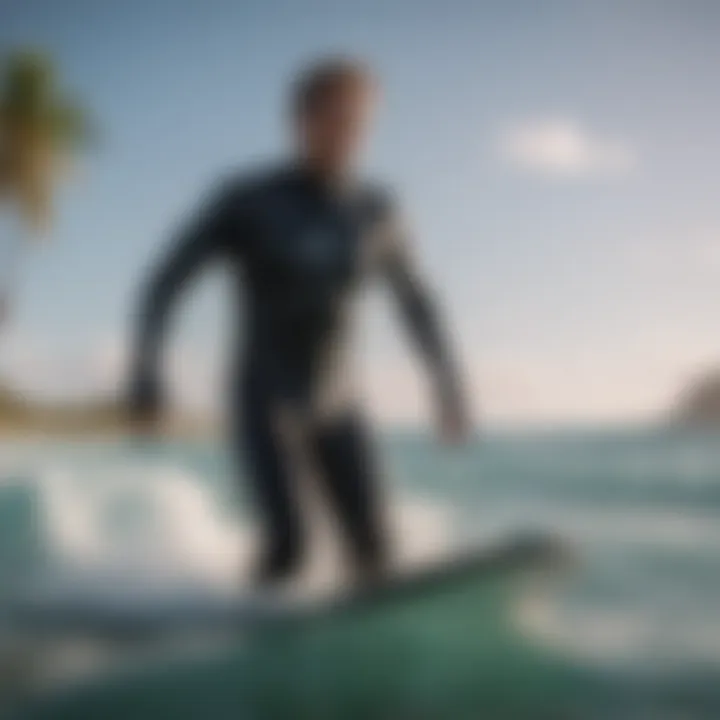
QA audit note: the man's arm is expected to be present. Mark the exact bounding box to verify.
[380,204,470,442]
[128,181,238,421]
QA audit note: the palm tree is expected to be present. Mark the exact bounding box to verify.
[0,50,92,325]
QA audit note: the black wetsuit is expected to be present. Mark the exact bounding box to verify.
[130,163,464,581]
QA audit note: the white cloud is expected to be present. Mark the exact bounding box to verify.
[499,118,636,177]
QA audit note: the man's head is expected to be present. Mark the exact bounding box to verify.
[291,57,377,175]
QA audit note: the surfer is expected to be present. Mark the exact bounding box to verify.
[128,57,470,586]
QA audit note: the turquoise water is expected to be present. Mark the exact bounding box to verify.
[2,428,720,718]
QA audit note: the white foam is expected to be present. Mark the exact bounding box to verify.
[5,452,457,607]
[516,589,720,666]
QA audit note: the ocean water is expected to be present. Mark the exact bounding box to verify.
[1,427,720,718]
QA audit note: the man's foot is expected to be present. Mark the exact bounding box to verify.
[251,548,303,589]
[351,554,389,590]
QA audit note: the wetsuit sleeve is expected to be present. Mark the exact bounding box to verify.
[379,199,467,419]
[129,180,240,416]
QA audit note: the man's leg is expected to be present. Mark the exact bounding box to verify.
[237,392,305,584]
[311,410,389,581]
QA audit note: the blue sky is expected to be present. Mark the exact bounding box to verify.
[2,0,720,424]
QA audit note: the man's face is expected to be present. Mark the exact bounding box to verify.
[297,81,376,172]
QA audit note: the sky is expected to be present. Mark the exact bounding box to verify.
[1,0,720,425]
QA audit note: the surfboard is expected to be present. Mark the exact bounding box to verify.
[5,531,570,639]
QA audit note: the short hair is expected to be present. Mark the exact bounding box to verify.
[291,57,375,118]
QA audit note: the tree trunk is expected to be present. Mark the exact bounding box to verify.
[0,208,27,330]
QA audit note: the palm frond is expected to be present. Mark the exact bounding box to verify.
[0,48,95,230]
[0,51,55,120]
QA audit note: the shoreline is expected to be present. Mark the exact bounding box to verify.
[0,421,219,444]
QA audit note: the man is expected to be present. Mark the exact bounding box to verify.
[128,57,470,586]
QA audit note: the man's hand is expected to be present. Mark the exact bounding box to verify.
[437,401,471,446]
[127,371,164,437]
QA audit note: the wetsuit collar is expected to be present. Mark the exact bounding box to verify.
[289,160,359,200]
